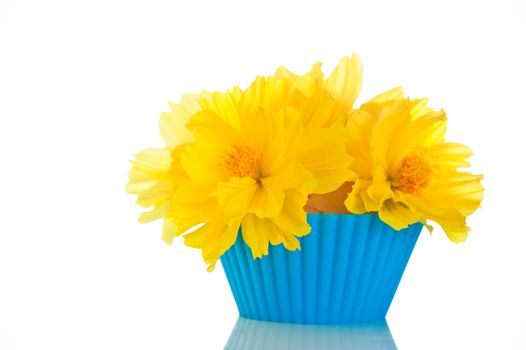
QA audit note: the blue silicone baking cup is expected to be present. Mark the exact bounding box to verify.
[220,213,422,324]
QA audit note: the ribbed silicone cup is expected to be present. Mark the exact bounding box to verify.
[220,213,422,324]
[224,317,397,350]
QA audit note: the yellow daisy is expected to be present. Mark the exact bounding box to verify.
[128,59,359,270]
[172,71,356,269]
[173,104,318,270]
[345,91,484,242]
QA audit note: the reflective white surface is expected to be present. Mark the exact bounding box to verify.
[225,318,397,350]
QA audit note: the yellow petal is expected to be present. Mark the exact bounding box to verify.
[392,111,447,163]
[344,181,368,214]
[261,217,300,250]
[261,162,305,190]
[134,181,174,207]
[424,172,484,215]
[240,76,292,113]
[262,108,304,175]
[422,208,470,243]
[241,214,271,258]
[370,103,411,171]
[368,87,404,104]
[186,110,237,146]
[273,189,314,239]
[181,111,237,183]
[378,199,422,230]
[274,62,322,97]
[198,89,241,130]
[299,91,342,132]
[346,110,376,180]
[168,94,202,121]
[390,192,472,242]
[324,54,363,107]
[409,98,434,119]
[425,142,474,168]
[216,177,258,223]
[159,112,194,148]
[160,94,202,148]
[126,148,185,225]
[172,180,217,235]
[126,148,172,194]
[241,211,302,259]
[250,185,285,219]
[297,127,353,193]
[239,108,275,155]
[139,204,169,223]
[361,189,381,212]
[184,215,241,272]
[162,218,177,245]
[367,165,393,204]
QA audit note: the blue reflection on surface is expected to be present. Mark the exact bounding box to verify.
[224,317,397,349]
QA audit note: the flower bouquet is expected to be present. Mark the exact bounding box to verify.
[126,54,484,324]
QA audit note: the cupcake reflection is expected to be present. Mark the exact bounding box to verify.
[224,317,397,350]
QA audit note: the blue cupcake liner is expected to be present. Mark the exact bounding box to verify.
[224,317,397,350]
[220,213,422,324]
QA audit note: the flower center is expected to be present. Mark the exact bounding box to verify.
[397,153,432,194]
[221,143,261,178]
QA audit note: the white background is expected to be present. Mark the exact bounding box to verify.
[1,1,525,349]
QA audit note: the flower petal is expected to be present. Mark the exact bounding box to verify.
[181,111,237,183]
[378,199,422,230]
[250,185,285,219]
[160,94,202,148]
[216,177,258,223]
[392,111,447,163]
[272,197,311,240]
[324,54,363,107]
[423,172,484,215]
[298,127,353,193]
[126,148,172,194]
[367,165,393,204]
[261,162,305,190]
[422,208,470,243]
[345,188,367,214]
[127,148,185,224]
[368,87,404,104]
[184,216,241,271]
[241,214,271,258]
[426,142,474,168]
[172,180,217,235]
[138,204,168,223]
[162,218,177,245]
[198,89,242,130]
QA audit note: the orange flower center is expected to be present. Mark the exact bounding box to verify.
[221,143,261,178]
[397,153,432,194]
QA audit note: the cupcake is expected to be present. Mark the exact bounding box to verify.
[126,54,484,324]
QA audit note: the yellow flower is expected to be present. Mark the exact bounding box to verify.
[345,90,484,242]
[172,104,318,270]
[127,55,362,270]
[172,70,357,270]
